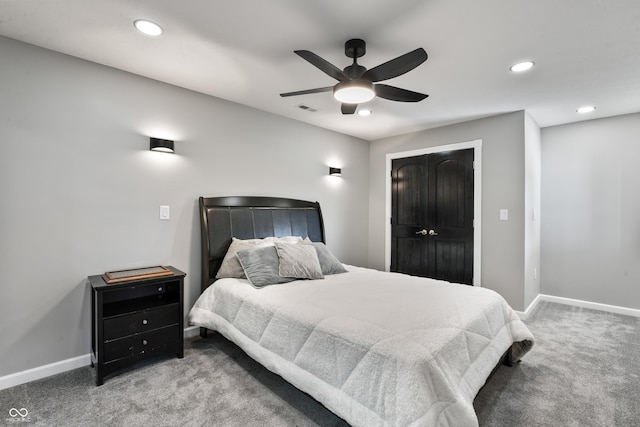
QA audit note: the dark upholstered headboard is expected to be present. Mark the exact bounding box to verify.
[199,196,326,293]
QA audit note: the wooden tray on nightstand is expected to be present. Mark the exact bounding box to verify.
[102,266,174,284]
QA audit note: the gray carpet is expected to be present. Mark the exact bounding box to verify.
[1,301,639,426]
[475,301,640,426]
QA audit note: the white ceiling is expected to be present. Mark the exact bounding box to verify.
[1,0,639,141]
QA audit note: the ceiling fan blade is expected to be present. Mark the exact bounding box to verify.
[362,48,428,82]
[295,50,349,81]
[280,86,334,97]
[375,84,428,102]
[341,103,357,114]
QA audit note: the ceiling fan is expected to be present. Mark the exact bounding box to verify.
[280,38,429,114]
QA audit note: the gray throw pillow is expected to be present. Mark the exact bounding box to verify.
[236,246,295,288]
[216,238,270,279]
[216,236,304,279]
[305,242,348,275]
[275,242,324,280]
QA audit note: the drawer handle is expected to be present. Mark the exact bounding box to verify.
[142,319,148,325]
[158,287,163,292]
[142,340,148,346]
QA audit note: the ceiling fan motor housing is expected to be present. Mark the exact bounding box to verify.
[344,64,367,78]
[345,38,366,59]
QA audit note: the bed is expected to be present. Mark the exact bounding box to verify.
[188,196,534,427]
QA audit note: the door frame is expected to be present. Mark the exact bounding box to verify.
[385,139,483,286]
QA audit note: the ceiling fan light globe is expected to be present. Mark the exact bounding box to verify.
[333,80,375,104]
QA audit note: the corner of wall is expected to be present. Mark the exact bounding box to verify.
[523,112,542,309]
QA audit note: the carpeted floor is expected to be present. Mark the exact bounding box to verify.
[474,301,640,426]
[1,301,639,426]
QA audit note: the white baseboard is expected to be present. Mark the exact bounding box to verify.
[517,293,543,320]
[536,294,640,318]
[0,327,203,391]
[0,353,91,391]
[515,293,640,321]
[184,325,201,338]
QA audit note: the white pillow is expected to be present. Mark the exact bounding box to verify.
[265,236,304,244]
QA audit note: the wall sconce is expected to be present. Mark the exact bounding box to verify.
[329,167,342,177]
[150,137,174,153]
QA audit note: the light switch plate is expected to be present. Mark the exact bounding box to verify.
[499,209,509,221]
[160,205,170,220]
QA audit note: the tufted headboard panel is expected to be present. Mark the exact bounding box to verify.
[199,196,326,292]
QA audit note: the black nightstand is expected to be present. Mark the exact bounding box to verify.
[89,266,186,385]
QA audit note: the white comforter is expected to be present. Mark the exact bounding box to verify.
[188,265,534,427]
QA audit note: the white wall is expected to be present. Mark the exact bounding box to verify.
[368,112,529,310]
[524,113,541,308]
[0,37,370,378]
[541,113,640,310]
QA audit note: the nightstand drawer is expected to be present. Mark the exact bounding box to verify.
[103,325,180,362]
[103,303,180,341]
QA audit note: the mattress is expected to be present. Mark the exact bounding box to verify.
[188,265,534,426]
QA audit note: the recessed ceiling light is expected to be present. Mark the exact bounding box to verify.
[510,61,535,73]
[134,19,163,36]
[577,105,596,114]
[357,109,372,117]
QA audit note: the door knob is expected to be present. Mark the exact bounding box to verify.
[415,229,428,236]
[428,229,438,236]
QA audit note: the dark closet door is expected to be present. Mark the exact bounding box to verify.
[391,149,474,285]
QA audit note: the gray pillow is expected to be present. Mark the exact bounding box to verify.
[305,242,348,275]
[216,238,270,279]
[216,236,304,279]
[236,246,295,287]
[275,242,324,280]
